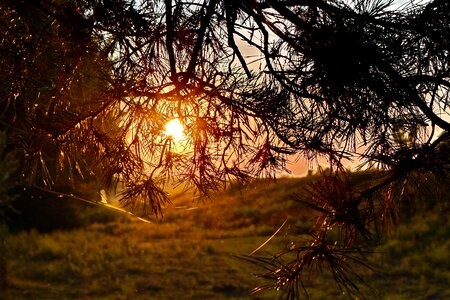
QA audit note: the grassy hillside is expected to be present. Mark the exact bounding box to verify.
[1,175,449,299]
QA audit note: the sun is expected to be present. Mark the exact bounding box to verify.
[164,118,184,141]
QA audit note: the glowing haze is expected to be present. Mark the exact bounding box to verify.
[164,118,184,141]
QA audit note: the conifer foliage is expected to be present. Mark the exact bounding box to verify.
[1,0,449,297]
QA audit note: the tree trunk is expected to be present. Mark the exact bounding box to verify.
[0,256,6,288]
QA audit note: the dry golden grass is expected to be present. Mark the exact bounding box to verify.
[2,175,449,299]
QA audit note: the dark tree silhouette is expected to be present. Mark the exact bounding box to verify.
[1,0,449,298]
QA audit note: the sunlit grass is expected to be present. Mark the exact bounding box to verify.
[2,175,449,299]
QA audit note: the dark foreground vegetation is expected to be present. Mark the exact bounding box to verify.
[1,174,449,299]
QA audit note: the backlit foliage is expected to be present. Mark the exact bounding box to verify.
[1,0,449,298]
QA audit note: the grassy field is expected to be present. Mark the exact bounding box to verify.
[1,176,449,299]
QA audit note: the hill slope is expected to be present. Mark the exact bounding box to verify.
[2,175,449,299]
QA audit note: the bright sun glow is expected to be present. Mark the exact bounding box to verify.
[164,118,184,141]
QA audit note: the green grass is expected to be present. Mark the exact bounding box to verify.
[1,175,449,299]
